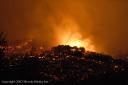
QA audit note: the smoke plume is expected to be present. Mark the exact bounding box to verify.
[0,0,128,57]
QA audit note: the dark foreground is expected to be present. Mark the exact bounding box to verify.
[0,45,128,85]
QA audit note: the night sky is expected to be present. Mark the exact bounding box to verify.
[0,0,128,57]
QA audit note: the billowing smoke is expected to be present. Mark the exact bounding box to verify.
[0,0,128,57]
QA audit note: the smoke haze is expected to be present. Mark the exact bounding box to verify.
[0,0,128,57]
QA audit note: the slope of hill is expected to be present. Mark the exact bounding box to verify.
[0,45,128,85]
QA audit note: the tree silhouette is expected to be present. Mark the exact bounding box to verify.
[0,32,7,60]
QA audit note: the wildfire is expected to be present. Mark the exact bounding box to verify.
[54,17,95,52]
[63,34,95,52]
[67,39,82,47]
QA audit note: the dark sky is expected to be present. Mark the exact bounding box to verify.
[0,0,128,57]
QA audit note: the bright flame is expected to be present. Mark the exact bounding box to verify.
[63,33,83,47]
[67,40,82,47]
[53,17,95,51]
[64,35,95,51]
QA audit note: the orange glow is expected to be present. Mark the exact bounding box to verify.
[39,46,43,50]
[54,17,95,51]
[16,45,21,49]
[63,35,95,51]
[67,39,82,47]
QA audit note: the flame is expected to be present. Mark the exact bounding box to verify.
[54,17,95,51]
[63,33,95,51]
[67,39,82,47]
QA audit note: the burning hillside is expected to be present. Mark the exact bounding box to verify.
[1,43,128,84]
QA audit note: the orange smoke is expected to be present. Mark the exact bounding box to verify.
[52,17,95,51]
